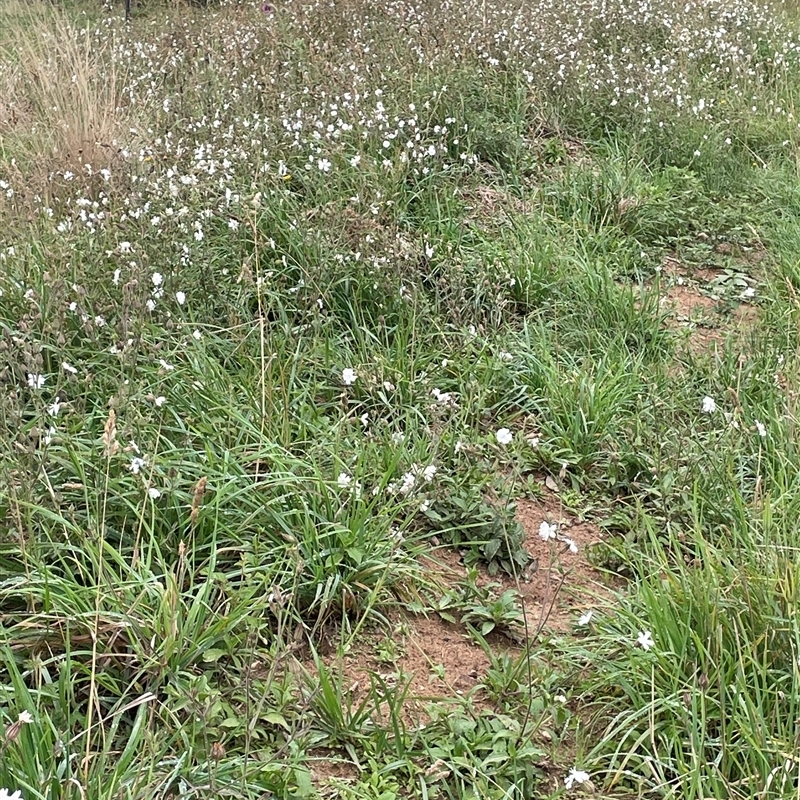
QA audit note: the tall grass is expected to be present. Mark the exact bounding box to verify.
[0,1,131,182]
[2,0,800,797]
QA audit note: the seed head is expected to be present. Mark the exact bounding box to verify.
[190,476,208,525]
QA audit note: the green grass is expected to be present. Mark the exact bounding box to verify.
[3,0,800,797]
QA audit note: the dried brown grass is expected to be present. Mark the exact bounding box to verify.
[0,1,130,186]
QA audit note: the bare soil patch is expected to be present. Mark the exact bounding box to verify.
[303,494,620,792]
[312,494,617,709]
[657,254,759,354]
[335,610,493,725]
[513,496,617,629]
[426,494,618,631]
[309,754,361,793]
[303,608,495,793]
[461,183,532,230]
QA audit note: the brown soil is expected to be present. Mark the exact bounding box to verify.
[303,495,620,792]
[305,496,616,716]
[657,254,759,354]
[308,753,361,792]
[303,606,495,792]
[306,606,494,726]
[423,502,613,634]
[513,496,618,630]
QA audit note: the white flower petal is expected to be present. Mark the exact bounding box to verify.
[495,428,513,445]
[564,768,591,790]
[539,521,558,541]
[577,610,593,626]
[637,630,654,651]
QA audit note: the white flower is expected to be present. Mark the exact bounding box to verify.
[47,399,62,417]
[422,464,437,482]
[498,351,513,362]
[337,472,352,488]
[495,428,513,446]
[62,362,78,374]
[637,630,654,651]
[158,359,174,371]
[175,291,186,305]
[27,373,45,390]
[431,388,454,404]
[564,768,591,790]
[147,487,161,499]
[154,396,167,407]
[192,330,202,340]
[742,286,756,299]
[724,411,740,430]
[342,368,357,386]
[129,457,147,475]
[561,536,579,554]
[539,521,558,542]
[755,420,767,438]
[702,396,716,414]
[0,789,23,800]
[527,435,540,449]
[317,158,332,172]
[17,710,33,724]
[146,299,157,312]
[424,243,435,259]
[577,610,594,626]
[151,272,163,286]
[398,471,416,495]
[391,431,405,444]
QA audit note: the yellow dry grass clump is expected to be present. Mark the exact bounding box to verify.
[0,0,128,185]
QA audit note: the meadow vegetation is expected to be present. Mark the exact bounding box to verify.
[3,0,800,796]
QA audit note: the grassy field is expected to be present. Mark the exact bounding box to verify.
[3,0,800,797]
